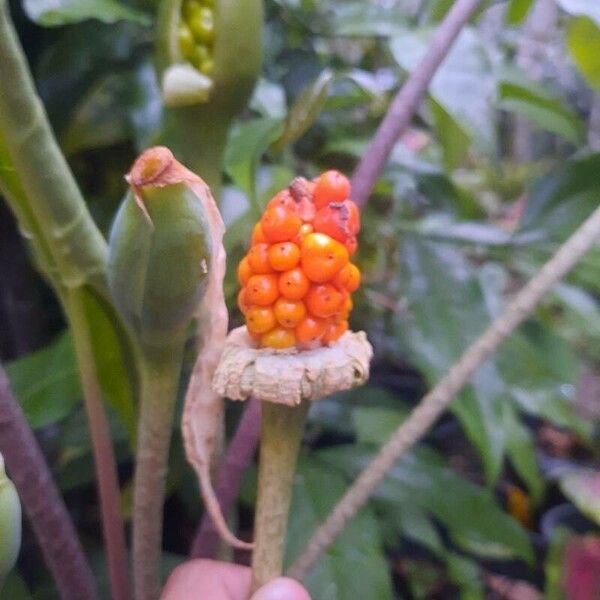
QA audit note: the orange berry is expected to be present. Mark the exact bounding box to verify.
[251,222,268,245]
[300,233,349,283]
[274,298,306,328]
[278,267,310,301]
[305,284,343,318]
[340,294,353,319]
[332,263,351,289]
[313,200,360,242]
[294,223,314,245]
[261,205,302,243]
[345,264,361,292]
[247,243,273,274]
[237,288,252,314]
[313,170,351,209]
[238,256,252,285]
[267,190,297,212]
[246,274,279,306]
[345,236,358,256]
[261,327,296,349]
[268,242,301,271]
[323,319,348,344]
[295,316,328,344]
[245,306,277,334]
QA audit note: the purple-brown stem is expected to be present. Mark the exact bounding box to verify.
[190,396,261,558]
[0,363,99,600]
[351,0,482,208]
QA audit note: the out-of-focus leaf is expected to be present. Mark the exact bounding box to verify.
[390,27,496,149]
[398,236,506,483]
[519,154,600,240]
[506,0,535,24]
[430,98,470,170]
[23,0,150,26]
[504,404,545,502]
[331,2,408,37]
[559,470,600,525]
[352,405,409,445]
[250,79,287,119]
[285,457,394,600]
[320,445,534,563]
[445,553,485,599]
[567,17,600,93]
[497,79,584,144]
[224,118,283,210]
[555,0,600,25]
[0,571,32,599]
[5,333,81,429]
[271,70,333,153]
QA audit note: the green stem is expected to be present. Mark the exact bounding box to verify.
[132,341,185,600]
[250,401,309,594]
[65,290,131,600]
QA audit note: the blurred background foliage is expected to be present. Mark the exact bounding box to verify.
[3,0,600,597]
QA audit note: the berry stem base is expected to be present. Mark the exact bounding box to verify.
[250,400,309,594]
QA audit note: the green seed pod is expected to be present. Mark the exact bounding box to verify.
[0,453,21,584]
[108,147,213,346]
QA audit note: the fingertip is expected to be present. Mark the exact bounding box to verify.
[250,577,311,600]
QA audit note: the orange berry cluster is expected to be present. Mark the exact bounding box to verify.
[237,171,361,350]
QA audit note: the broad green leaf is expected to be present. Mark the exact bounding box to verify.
[497,79,584,144]
[567,17,600,93]
[320,445,534,563]
[559,470,600,525]
[224,118,283,211]
[250,79,287,119]
[555,0,600,25]
[506,0,535,24]
[430,98,470,170]
[271,70,333,154]
[23,0,150,26]
[519,154,600,240]
[398,236,506,483]
[332,2,408,37]
[286,457,394,600]
[390,27,496,149]
[352,405,408,445]
[5,333,81,429]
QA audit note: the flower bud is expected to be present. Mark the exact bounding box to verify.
[0,453,21,583]
[108,147,214,345]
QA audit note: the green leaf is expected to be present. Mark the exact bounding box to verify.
[0,571,32,599]
[23,0,150,26]
[497,79,584,144]
[398,236,506,483]
[567,17,600,93]
[320,445,534,563]
[559,470,600,526]
[5,333,81,429]
[286,457,394,600]
[390,27,496,149]
[332,2,408,37]
[351,405,409,445]
[519,154,600,240]
[271,70,333,154]
[430,98,471,170]
[224,118,283,211]
[506,0,535,24]
[555,0,600,25]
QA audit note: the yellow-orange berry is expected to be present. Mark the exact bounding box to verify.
[278,268,310,301]
[295,316,328,344]
[323,319,348,344]
[251,222,268,245]
[268,242,301,271]
[261,327,296,349]
[294,223,314,245]
[305,284,343,318]
[237,256,252,285]
[345,264,361,292]
[301,233,349,283]
[261,205,302,243]
[274,298,306,328]
[313,170,351,209]
[247,243,273,274]
[245,306,277,334]
[246,274,279,306]
[237,288,252,314]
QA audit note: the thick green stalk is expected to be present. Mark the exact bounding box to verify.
[250,401,309,594]
[133,342,185,600]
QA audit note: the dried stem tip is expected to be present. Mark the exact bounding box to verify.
[213,327,372,405]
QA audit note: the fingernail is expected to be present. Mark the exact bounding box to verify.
[250,577,311,600]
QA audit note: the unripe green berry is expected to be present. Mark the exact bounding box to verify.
[178,23,196,59]
[188,6,214,45]
[191,44,209,71]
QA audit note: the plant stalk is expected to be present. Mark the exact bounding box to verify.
[0,363,99,600]
[250,400,309,594]
[65,290,131,600]
[132,341,185,600]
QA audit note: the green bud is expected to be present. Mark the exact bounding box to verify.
[0,454,21,584]
[108,147,213,345]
